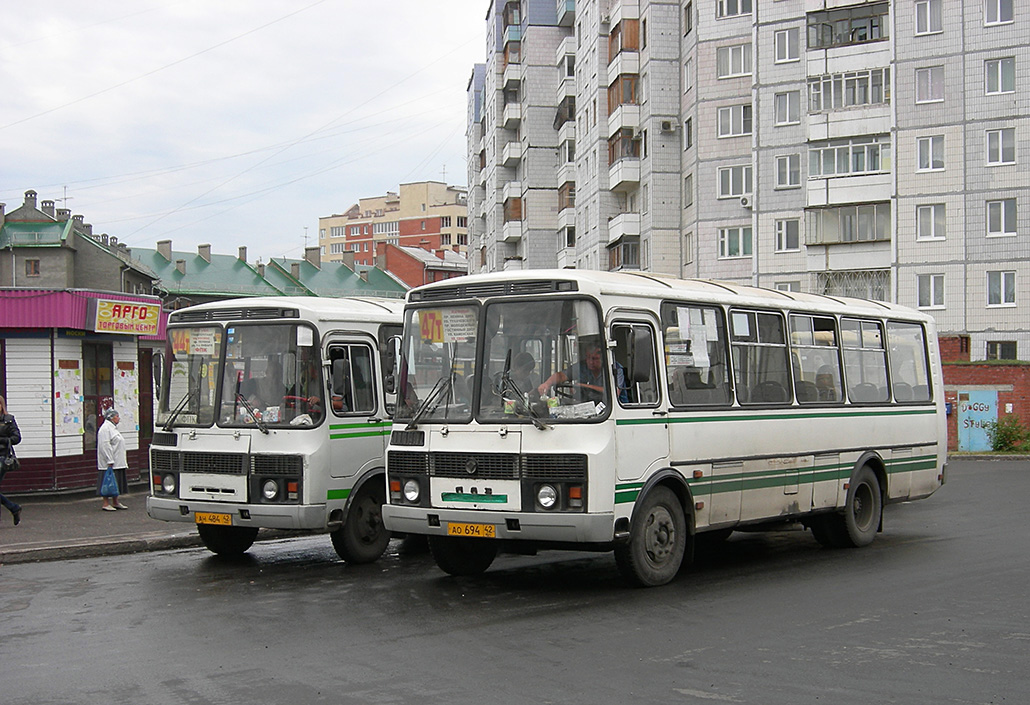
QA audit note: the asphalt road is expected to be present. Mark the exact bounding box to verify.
[1,458,1027,705]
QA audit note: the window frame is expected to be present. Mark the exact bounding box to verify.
[775,154,801,189]
[986,127,1016,166]
[775,218,801,252]
[986,198,1017,237]
[985,0,1014,25]
[917,135,945,172]
[987,270,1017,307]
[716,103,753,138]
[774,27,800,63]
[717,164,753,199]
[917,273,946,309]
[774,91,801,126]
[985,57,1016,95]
[716,43,752,79]
[916,203,947,241]
[718,226,753,259]
[915,0,944,35]
[915,66,945,103]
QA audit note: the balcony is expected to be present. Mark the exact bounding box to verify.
[503,180,522,203]
[557,0,575,26]
[556,247,576,269]
[502,220,523,243]
[504,24,522,44]
[609,0,639,25]
[607,212,640,243]
[607,52,639,86]
[503,102,522,129]
[557,119,575,147]
[503,61,522,90]
[502,141,523,167]
[608,158,640,192]
[607,103,640,138]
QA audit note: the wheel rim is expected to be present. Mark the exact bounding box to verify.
[851,482,875,532]
[353,496,383,545]
[643,505,677,565]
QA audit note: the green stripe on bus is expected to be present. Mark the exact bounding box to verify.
[441,492,509,503]
[329,429,391,440]
[327,488,351,501]
[617,408,937,426]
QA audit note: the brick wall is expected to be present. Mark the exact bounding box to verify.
[943,361,1030,451]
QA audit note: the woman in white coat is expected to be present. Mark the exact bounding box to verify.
[96,408,129,511]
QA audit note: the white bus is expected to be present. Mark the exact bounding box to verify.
[147,296,403,561]
[382,271,946,586]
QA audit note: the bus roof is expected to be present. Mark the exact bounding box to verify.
[168,296,404,325]
[406,270,932,322]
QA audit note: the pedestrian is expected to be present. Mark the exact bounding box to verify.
[96,408,129,511]
[0,395,23,526]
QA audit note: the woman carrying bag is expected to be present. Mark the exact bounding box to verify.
[96,408,129,511]
[0,395,23,525]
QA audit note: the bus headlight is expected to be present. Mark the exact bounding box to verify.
[162,474,176,494]
[262,479,279,501]
[403,479,421,503]
[536,484,558,510]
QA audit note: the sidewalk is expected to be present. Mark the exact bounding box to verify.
[0,485,206,565]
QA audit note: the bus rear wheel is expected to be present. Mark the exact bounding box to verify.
[428,536,498,576]
[810,466,882,549]
[197,524,258,557]
[331,481,390,564]
[614,486,687,587]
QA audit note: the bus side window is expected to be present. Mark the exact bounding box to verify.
[328,344,377,416]
[612,323,659,406]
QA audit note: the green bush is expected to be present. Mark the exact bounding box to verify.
[986,414,1029,452]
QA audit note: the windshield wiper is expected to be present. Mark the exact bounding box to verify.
[162,390,194,431]
[496,350,550,430]
[405,374,454,430]
[232,371,269,434]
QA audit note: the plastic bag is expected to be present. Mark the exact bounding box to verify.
[100,466,120,497]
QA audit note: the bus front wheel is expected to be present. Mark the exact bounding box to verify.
[614,486,687,587]
[331,481,391,564]
[197,524,258,557]
[428,536,497,576]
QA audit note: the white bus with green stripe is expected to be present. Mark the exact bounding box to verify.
[382,270,945,587]
[147,296,403,562]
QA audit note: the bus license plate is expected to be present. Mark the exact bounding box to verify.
[195,512,232,526]
[447,522,496,538]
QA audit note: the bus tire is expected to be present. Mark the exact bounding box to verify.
[614,486,687,587]
[331,481,390,564]
[428,536,497,576]
[197,524,258,557]
[841,466,881,547]
[808,514,847,548]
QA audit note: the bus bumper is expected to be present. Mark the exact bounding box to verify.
[147,496,328,531]
[382,504,615,544]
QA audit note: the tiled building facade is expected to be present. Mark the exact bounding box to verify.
[468,0,1029,362]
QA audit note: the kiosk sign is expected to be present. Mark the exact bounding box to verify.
[87,298,161,336]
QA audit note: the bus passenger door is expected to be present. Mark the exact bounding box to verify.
[611,320,669,482]
[324,338,389,479]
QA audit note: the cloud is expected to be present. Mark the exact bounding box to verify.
[0,0,483,262]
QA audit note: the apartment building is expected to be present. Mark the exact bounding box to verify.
[319,181,469,268]
[468,0,1029,361]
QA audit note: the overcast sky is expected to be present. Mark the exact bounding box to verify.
[0,0,485,264]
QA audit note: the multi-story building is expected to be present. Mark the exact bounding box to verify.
[318,181,468,268]
[468,0,1029,361]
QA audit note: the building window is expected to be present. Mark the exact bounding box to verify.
[774,91,801,125]
[441,216,452,228]
[684,2,693,34]
[718,165,753,198]
[717,104,752,137]
[716,43,752,78]
[719,227,753,259]
[916,204,947,240]
[683,58,693,92]
[806,203,891,244]
[608,127,640,164]
[807,3,889,49]
[915,0,943,34]
[608,237,640,270]
[988,271,1016,306]
[775,154,801,188]
[986,128,1016,165]
[808,68,890,112]
[24,259,40,277]
[986,58,1016,94]
[915,66,945,103]
[987,198,1017,236]
[684,117,693,148]
[775,219,801,252]
[563,226,576,248]
[683,173,694,207]
[775,282,800,293]
[607,74,639,112]
[986,341,1017,360]
[774,28,799,62]
[558,182,576,211]
[441,234,451,246]
[917,274,945,309]
[808,135,891,177]
[818,269,891,301]
[917,135,945,171]
[985,0,1014,25]
[717,0,752,19]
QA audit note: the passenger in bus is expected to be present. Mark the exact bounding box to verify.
[510,351,539,399]
[243,357,288,409]
[538,342,628,404]
[815,365,838,401]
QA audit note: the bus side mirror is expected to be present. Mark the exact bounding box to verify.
[630,329,653,383]
[383,335,401,395]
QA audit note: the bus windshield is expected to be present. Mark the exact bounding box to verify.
[396,297,609,425]
[158,325,223,428]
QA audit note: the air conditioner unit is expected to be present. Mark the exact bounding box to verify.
[740,196,752,209]
[660,120,675,132]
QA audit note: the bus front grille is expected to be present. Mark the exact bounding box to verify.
[432,453,520,480]
[252,455,303,476]
[522,454,588,480]
[388,452,588,482]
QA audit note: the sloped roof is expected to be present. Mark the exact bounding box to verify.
[398,245,468,270]
[268,257,406,299]
[0,220,73,248]
[133,246,280,297]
